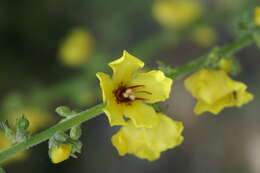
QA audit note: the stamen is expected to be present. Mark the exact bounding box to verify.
[135,90,152,95]
[129,95,135,101]
[128,85,144,89]
[125,88,132,94]
[135,97,148,101]
[113,84,151,104]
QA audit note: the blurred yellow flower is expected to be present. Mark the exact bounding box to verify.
[185,69,253,115]
[218,59,234,73]
[111,113,184,161]
[192,25,217,47]
[58,28,93,67]
[255,7,260,26]
[0,132,27,165]
[50,144,72,164]
[8,107,53,132]
[152,0,202,28]
[96,51,172,127]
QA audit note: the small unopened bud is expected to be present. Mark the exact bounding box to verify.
[70,125,82,140]
[50,144,72,164]
[16,116,29,130]
[0,121,15,143]
[55,106,72,117]
[54,131,69,142]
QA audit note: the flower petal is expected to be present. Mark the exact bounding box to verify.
[185,69,234,104]
[111,113,184,161]
[109,51,144,84]
[96,72,113,102]
[130,70,173,103]
[234,90,254,107]
[194,97,233,115]
[124,101,159,128]
[96,72,125,126]
[185,69,254,115]
[104,103,126,126]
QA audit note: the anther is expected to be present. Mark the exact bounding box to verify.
[129,95,135,101]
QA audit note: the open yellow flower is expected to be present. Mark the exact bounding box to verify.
[96,51,172,128]
[111,113,184,161]
[192,25,217,47]
[185,69,253,115]
[50,144,72,164]
[152,0,202,28]
[255,7,260,26]
[58,27,93,67]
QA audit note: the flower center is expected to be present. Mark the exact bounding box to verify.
[113,84,151,104]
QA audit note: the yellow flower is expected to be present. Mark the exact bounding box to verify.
[8,107,53,132]
[0,132,27,165]
[192,25,217,47]
[255,7,260,26]
[58,28,93,67]
[96,51,172,128]
[218,59,234,73]
[50,144,72,164]
[111,113,184,161]
[152,0,202,28]
[185,69,253,115]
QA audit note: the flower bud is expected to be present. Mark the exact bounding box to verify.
[55,106,72,117]
[50,144,72,164]
[54,131,69,142]
[70,125,82,140]
[16,116,29,130]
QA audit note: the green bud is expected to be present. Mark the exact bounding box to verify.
[54,131,69,142]
[0,121,15,143]
[55,106,72,117]
[70,125,82,140]
[71,140,83,154]
[16,115,29,130]
[230,58,241,76]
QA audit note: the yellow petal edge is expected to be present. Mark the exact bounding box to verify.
[185,69,254,115]
[111,113,184,161]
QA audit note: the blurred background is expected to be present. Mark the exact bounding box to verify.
[0,0,260,172]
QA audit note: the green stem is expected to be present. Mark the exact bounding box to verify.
[170,34,254,79]
[0,103,105,162]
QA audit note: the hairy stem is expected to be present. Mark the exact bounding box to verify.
[0,103,105,162]
[170,34,254,79]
